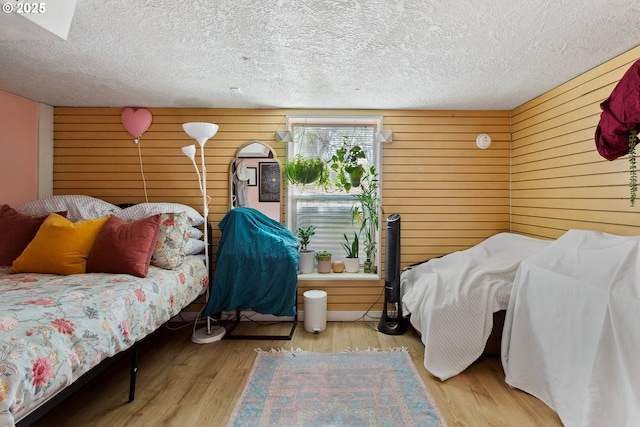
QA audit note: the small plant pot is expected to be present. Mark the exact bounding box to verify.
[317,259,332,273]
[344,257,360,273]
[349,166,364,187]
[315,252,332,273]
[298,250,315,274]
[331,260,345,273]
[363,259,376,274]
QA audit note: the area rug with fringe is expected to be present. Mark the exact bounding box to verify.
[227,348,447,426]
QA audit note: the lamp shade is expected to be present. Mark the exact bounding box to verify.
[183,122,219,147]
[181,144,196,161]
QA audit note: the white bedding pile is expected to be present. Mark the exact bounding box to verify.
[502,229,640,427]
[401,232,549,380]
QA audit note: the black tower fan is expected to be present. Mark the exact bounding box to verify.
[378,214,407,335]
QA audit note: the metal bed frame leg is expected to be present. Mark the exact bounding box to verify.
[128,343,138,402]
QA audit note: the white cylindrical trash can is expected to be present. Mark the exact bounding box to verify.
[303,290,327,333]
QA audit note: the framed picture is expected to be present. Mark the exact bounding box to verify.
[246,167,257,186]
[259,162,280,202]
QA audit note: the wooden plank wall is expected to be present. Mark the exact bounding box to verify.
[511,45,640,239]
[53,108,510,313]
[383,111,511,267]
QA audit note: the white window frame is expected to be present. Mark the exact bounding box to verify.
[285,115,384,279]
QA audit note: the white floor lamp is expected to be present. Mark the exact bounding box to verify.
[181,122,226,344]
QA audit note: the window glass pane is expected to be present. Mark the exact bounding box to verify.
[286,118,382,271]
[290,125,376,186]
[294,197,364,260]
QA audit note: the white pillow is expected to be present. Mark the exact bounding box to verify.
[185,238,206,255]
[17,195,121,222]
[188,226,204,240]
[117,203,204,226]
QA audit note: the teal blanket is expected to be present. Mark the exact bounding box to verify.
[203,207,299,317]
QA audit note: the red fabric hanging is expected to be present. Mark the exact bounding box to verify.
[595,59,640,160]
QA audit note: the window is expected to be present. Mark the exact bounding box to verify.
[285,116,383,273]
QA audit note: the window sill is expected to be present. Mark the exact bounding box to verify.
[297,270,380,281]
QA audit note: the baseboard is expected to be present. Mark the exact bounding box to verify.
[173,310,383,323]
[324,311,382,322]
[233,310,383,322]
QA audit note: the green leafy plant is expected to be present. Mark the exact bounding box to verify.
[350,166,380,272]
[315,250,331,261]
[330,139,381,273]
[296,225,316,251]
[329,136,367,191]
[284,155,330,186]
[341,232,359,258]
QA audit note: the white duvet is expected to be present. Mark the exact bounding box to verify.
[502,229,640,427]
[401,232,550,380]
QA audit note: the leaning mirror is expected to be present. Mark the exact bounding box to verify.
[230,141,282,223]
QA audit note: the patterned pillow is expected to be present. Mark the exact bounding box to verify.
[151,212,192,270]
[117,203,204,226]
[17,195,121,222]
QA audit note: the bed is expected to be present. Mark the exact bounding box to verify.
[502,229,640,427]
[400,232,550,380]
[402,228,640,424]
[0,196,210,427]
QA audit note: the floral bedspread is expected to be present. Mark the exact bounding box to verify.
[0,256,207,427]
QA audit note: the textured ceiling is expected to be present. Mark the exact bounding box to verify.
[1,0,640,110]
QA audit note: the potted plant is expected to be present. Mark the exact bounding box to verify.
[363,238,376,274]
[284,155,330,186]
[329,136,367,191]
[341,232,360,273]
[331,141,381,274]
[297,225,316,274]
[354,171,380,274]
[315,250,332,273]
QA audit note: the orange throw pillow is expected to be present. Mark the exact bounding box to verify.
[11,213,108,275]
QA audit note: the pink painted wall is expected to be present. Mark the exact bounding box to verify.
[233,158,280,221]
[0,90,39,206]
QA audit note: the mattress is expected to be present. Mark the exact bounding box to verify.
[0,256,207,427]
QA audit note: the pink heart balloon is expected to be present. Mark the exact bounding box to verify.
[121,108,153,138]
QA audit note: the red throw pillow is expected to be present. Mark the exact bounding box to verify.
[87,214,161,277]
[0,204,67,266]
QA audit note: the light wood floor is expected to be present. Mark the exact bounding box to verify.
[29,320,562,427]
